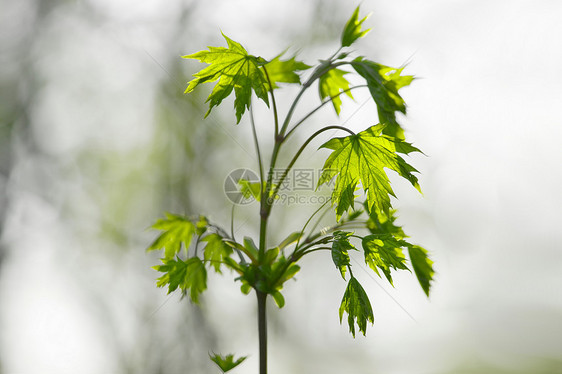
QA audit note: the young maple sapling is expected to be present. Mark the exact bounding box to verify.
[147,6,434,374]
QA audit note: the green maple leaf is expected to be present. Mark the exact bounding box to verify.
[352,58,414,139]
[319,68,354,115]
[331,231,355,279]
[407,245,434,296]
[183,33,269,123]
[341,6,371,48]
[366,207,406,239]
[153,257,207,303]
[339,276,374,337]
[365,207,434,295]
[147,213,196,260]
[264,54,311,89]
[202,233,233,273]
[362,234,409,285]
[210,353,247,373]
[318,123,421,220]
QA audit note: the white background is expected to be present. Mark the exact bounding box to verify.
[1,1,561,373]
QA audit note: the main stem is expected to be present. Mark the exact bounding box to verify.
[254,59,344,374]
[257,290,268,374]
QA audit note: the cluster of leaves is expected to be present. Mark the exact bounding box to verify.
[148,209,432,339]
[148,5,434,373]
[328,207,433,336]
[148,213,301,309]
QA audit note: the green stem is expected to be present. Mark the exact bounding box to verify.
[295,198,332,249]
[299,246,331,257]
[296,219,366,255]
[258,212,268,261]
[279,61,349,137]
[271,125,356,200]
[227,205,247,264]
[284,84,368,141]
[230,204,236,240]
[304,202,334,244]
[193,235,201,257]
[279,85,307,137]
[250,104,265,190]
[257,290,268,374]
[254,59,354,374]
[262,66,280,137]
[271,241,332,287]
[257,65,283,259]
[260,61,352,257]
[326,46,343,62]
[295,238,331,256]
[259,134,283,258]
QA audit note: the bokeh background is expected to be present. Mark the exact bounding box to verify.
[1,1,562,373]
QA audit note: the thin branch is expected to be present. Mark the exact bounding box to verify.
[300,246,332,256]
[193,235,201,257]
[305,205,333,243]
[279,61,350,137]
[207,223,232,240]
[279,85,307,137]
[262,65,280,137]
[250,104,265,192]
[326,47,343,62]
[296,239,332,255]
[295,198,332,250]
[298,218,366,253]
[230,204,236,241]
[271,125,356,200]
[284,85,368,141]
[228,205,247,264]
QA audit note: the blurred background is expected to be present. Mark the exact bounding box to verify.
[1,0,562,373]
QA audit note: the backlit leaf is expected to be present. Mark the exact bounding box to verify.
[341,6,371,48]
[318,124,421,220]
[264,54,311,89]
[183,33,269,123]
[319,68,354,115]
[352,58,414,139]
[202,233,233,273]
[331,231,355,279]
[362,234,409,285]
[339,277,374,337]
[148,213,195,260]
[407,245,434,297]
[153,257,207,303]
[366,207,406,239]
